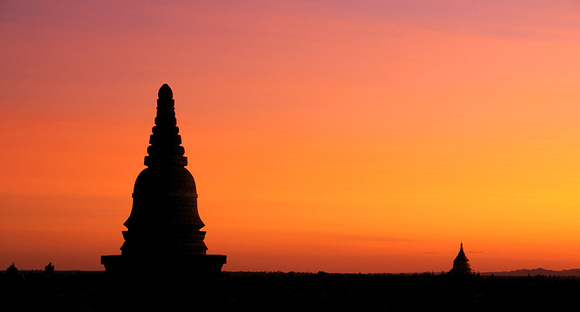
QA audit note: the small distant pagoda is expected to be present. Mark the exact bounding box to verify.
[448,243,476,275]
[6,262,19,276]
[101,84,226,276]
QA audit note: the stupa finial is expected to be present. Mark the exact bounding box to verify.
[158,83,173,99]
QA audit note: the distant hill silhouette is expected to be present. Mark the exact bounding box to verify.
[483,268,580,276]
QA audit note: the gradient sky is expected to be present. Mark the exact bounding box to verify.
[1,0,580,273]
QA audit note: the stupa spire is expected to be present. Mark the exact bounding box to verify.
[144,84,187,167]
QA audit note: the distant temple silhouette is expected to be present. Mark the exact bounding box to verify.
[6,262,19,276]
[448,243,475,275]
[45,262,54,275]
[101,84,226,276]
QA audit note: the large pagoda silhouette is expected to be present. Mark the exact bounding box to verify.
[101,84,226,276]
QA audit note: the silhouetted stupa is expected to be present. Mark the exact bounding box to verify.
[101,84,226,276]
[448,243,475,275]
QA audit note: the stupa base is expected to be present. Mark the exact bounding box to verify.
[101,254,226,277]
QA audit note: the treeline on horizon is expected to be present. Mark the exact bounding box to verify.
[6,264,580,277]
[4,270,580,310]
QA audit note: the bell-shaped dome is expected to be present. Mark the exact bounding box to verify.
[124,166,203,229]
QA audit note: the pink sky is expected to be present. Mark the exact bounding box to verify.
[1,1,580,272]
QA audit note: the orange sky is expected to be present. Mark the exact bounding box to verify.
[1,0,580,273]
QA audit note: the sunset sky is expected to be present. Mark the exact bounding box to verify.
[2,1,580,273]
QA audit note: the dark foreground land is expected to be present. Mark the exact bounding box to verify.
[2,270,580,311]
